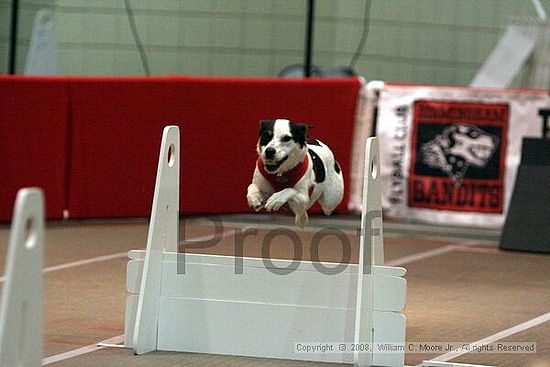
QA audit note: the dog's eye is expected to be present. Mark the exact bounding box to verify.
[281,135,292,142]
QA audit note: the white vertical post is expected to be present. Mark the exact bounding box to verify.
[0,188,45,367]
[133,126,180,354]
[24,9,59,75]
[354,137,383,367]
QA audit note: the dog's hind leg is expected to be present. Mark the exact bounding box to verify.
[307,186,323,210]
[319,199,338,216]
[318,172,344,216]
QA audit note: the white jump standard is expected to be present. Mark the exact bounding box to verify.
[125,126,407,366]
[0,188,45,367]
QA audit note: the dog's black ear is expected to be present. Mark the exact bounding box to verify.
[258,119,275,146]
[259,119,275,135]
[290,122,309,148]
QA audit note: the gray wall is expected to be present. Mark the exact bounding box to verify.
[1,0,549,86]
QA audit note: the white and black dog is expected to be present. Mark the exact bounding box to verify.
[246,119,344,228]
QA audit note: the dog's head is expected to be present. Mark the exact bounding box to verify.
[257,119,308,174]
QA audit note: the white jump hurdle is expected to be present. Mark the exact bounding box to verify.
[0,188,45,367]
[125,126,407,366]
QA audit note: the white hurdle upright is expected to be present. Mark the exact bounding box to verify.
[125,126,407,366]
[0,188,45,367]
[131,126,180,354]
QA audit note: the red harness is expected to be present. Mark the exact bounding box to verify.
[257,155,310,192]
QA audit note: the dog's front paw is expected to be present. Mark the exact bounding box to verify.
[264,191,290,212]
[247,192,264,211]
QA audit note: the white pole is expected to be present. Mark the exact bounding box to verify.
[531,0,547,20]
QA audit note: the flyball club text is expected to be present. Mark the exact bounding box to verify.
[409,101,508,213]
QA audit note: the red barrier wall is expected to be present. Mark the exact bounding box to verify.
[68,76,361,218]
[0,76,360,220]
[0,76,69,221]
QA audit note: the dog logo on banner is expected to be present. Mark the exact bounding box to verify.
[409,101,509,213]
[421,124,499,187]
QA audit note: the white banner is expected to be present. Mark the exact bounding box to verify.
[371,84,550,228]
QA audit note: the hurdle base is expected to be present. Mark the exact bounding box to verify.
[126,250,407,366]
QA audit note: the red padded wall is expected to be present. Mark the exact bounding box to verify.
[0,76,69,221]
[68,76,361,218]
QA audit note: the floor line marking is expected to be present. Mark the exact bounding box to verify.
[0,232,231,284]
[425,311,550,364]
[96,334,126,347]
[42,335,124,365]
[420,361,494,367]
[386,245,455,266]
[387,240,482,267]
[0,252,129,284]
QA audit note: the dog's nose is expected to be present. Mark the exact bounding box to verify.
[265,147,276,159]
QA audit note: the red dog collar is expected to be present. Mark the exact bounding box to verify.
[257,155,309,192]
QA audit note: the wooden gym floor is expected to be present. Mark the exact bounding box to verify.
[0,214,548,367]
